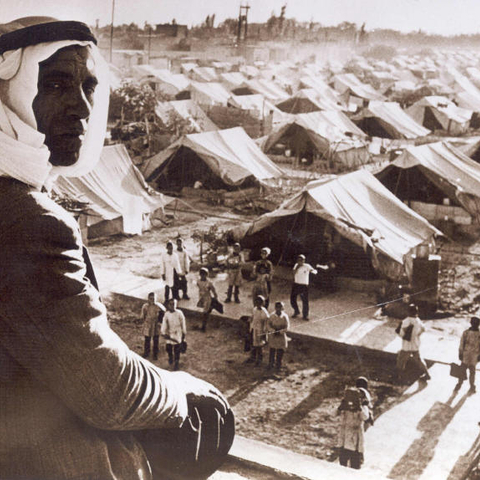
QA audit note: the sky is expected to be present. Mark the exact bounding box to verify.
[1,0,480,36]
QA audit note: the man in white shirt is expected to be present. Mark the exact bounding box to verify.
[160,241,181,302]
[396,304,430,383]
[173,237,190,300]
[290,254,317,320]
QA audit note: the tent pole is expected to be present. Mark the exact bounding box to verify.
[277,210,301,267]
[393,168,402,197]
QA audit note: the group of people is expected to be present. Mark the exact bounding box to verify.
[159,237,190,302]
[394,295,480,393]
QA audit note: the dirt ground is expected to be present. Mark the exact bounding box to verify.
[104,291,405,461]
[88,197,480,464]
[89,201,409,461]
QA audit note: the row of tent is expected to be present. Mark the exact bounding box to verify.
[72,48,480,280]
[54,132,480,285]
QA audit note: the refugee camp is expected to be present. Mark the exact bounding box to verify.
[3,1,480,479]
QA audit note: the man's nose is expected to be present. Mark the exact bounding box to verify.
[67,86,92,120]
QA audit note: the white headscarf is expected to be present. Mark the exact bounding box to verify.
[0,38,109,190]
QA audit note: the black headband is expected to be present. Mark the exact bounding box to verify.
[0,21,97,55]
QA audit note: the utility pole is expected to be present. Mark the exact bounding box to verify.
[237,3,250,43]
[109,0,116,63]
[148,25,152,64]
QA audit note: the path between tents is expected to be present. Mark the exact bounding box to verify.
[95,265,480,479]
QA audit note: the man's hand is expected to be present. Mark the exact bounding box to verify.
[173,372,229,417]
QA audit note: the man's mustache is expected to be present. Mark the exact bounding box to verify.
[48,119,88,136]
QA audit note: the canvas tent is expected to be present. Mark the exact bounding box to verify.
[180,81,232,106]
[449,136,480,163]
[220,72,248,89]
[263,111,370,171]
[276,88,342,113]
[131,66,190,97]
[353,101,430,139]
[232,79,290,103]
[376,142,480,225]
[190,67,219,83]
[406,96,473,135]
[142,127,284,192]
[333,73,386,107]
[227,94,289,126]
[239,170,441,281]
[155,99,218,133]
[53,144,171,238]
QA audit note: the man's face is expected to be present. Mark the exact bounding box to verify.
[297,256,305,265]
[148,294,155,304]
[254,297,264,308]
[167,299,175,312]
[167,244,173,254]
[32,45,98,167]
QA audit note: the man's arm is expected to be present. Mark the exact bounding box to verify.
[0,204,227,430]
[209,282,218,299]
[159,254,166,280]
[180,311,187,337]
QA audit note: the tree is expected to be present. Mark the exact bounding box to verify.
[109,82,158,124]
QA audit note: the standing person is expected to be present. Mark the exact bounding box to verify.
[290,254,318,320]
[161,299,187,371]
[337,385,371,470]
[455,316,480,393]
[252,247,274,309]
[141,292,165,360]
[246,296,269,366]
[173,237,190,300]
[355,377,374,428]
[225,242,244,304]
[267,301,290,371]
[396,304,431,383]
[0,17,230,480]
[160,240,181,303]
[197,267,218,332]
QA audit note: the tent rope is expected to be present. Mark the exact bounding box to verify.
[291,285,438,329]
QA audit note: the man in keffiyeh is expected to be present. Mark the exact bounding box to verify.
[0,17,231,480]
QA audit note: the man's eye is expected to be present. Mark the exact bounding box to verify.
[84,81,97,98]
[84,86,96,97]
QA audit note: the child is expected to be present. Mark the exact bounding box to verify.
[161,299,187,371]
[159,241,181,302]
[173,237,190,300]
[252,247,274,309]
[246,296,269,366]
[355,376,374,428]
[197,267,218,332]
[455,316,480,393]
[337,381,372,470]
[267,301,290,371]
[225,242,244,303]
[140,292,165,360]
